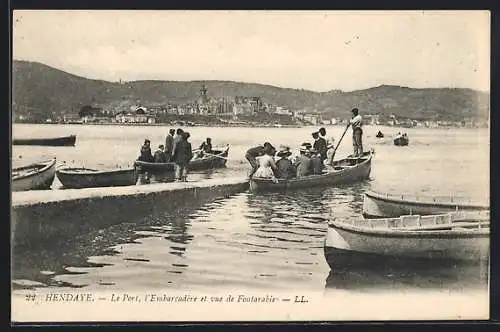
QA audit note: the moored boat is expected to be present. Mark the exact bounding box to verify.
[12,158,57,191]
[189,145,229,171]
[375,131,384,138]
[249,150,373,193]
[324,211,490,269]
[393,135,409,146]
[134,145,229,173]
[363,190,489,218]
[56,167,137,189]
[13,135,76,147]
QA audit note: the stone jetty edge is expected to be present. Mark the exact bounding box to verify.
[11,177,249,247]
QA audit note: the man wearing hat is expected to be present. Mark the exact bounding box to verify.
[350,108,363,157]
[312,131,328,163]
[275,146,295,179]
[154,144,168,163]
[294,144,312,177]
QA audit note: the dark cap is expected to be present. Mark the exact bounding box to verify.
[351,108,359,114]
[144,139,150,144]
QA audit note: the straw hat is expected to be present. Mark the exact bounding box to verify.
[277,146,292,158]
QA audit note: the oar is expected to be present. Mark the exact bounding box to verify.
[193,151,228,161]
[329,123,351,165]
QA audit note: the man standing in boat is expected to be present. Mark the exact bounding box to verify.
[312,131,328,163]
[350,108,363,157]
[165,129,175,162]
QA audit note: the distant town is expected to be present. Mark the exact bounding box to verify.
[14,84,488,128]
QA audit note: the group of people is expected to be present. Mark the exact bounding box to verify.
[137,128,194,182]
[245,107,365,180]
[245,127,336,180]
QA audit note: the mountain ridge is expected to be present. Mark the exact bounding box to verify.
[12,60,490,122]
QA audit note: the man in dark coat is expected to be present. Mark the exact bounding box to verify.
[245,142,276,179]
[172,132,193,182]
[164,129,175,162]
[138,139,154,162]
[171,128,184,159]
[312,131,328,163]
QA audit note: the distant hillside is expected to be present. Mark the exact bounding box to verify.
[12,60,490,122]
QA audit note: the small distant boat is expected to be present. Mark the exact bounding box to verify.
[12,158,57,191]
[56,167,137,189]
[249,150,373,193]
[324,211,490,269]
[363,190,489,218]
[393,134,409,146]
[375,131,384,138]
[13,135,77,147]
[134,145,229,173]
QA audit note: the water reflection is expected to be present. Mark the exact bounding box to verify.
[324,258,489,292]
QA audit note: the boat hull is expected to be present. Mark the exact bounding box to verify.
[324,220,489,269]
[363,191,489,218]
[393,137,408,146]
[249,151,372,192]
[12,158,57,191]
[135,146,229,173]
[188,146,229,171]
[56,167,137,189]
[13,135,76,147]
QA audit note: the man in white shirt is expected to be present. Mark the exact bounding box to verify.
[349,108,363,157]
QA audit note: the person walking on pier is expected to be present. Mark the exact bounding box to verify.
[350,108,363,157]
[165,129,175,162]
[172,132,193,182]
[171,128,184,159]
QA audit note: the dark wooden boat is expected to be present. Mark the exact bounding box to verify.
[134,145,229,173]
[393,135,409,146]
[249,150,373,193]
[324,211,490,269]
[363,190,489,218]
[375,131,384,138]
[189,145,229,171]
[13,135,76,146]
[12,158,57,191]
[56,167,137,189]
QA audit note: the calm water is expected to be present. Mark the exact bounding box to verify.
[11,124,490,293]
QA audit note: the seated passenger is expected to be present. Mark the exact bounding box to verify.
[275,146,295,179]
[309,148,324,174]
[138,139,154,162]
[154,144,168,163]
[295,146,312,177]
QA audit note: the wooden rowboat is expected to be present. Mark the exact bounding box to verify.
[134,145,229,173]
[363,190,489,218]
[12,158,57,191]
[56,167,137,189]
[324,211,490,269]
[249,150,373,193]
[13,135,76,147]
[189,145,229,171]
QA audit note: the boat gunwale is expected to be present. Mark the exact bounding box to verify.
[12,158,57,181]
[365,190,489,209]
[135,145,229,168]
[328,218,490,238]
[56,167,136,176]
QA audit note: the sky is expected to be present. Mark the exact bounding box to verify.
[12,10,490,92]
